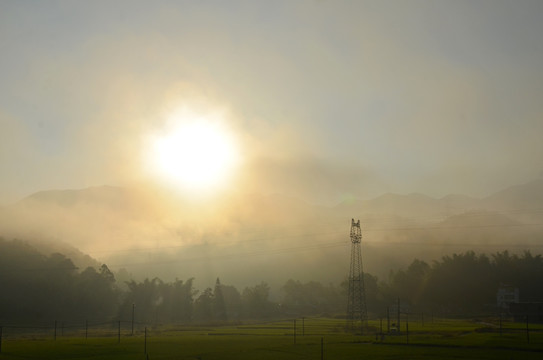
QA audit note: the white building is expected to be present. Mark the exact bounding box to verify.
[497,284,519,310]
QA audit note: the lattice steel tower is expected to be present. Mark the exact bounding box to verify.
[346,219,368,332]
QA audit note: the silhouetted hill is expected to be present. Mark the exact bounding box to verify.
[438,210,521,228]
[483,179,543,210]
[337,180,543,222]
[1,179,542,287]
[437,194,479,213]
[13,179,543,229]
[365,192,443,218]
[25,185,127,208]
[0,235,100,271]
[336,192,476,220]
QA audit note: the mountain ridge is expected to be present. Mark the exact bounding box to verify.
[2,179,542,286]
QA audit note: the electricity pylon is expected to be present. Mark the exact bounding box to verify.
[346,218,368,332]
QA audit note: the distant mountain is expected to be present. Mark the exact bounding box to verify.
[24,185,128,208]
[4,179,543,247]
[18,185,153,219]
[483,179,543,210]
[13,179,543,223]
[349,192,445,218]
[437,194,480,213]
[336,179,543,221]
[1,179,542,285]
[336,192,477,219]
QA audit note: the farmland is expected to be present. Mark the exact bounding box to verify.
[1,317,542,359]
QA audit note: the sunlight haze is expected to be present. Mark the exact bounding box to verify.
[1,0,543,292]
[1,0,542,206]
[143,106,241,195]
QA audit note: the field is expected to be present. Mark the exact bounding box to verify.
[1,317,542,359]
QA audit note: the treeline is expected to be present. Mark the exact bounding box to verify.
[385,250,543,314]
[0,239,118,321]
[1,238,542,323]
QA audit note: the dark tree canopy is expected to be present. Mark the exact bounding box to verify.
[1,237,543,323]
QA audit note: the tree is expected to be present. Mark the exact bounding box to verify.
[387,259,430,308]
[281,280,342,315]
[423,252,493,313]
[194,287,214,322]
[75,266,118,319]
[242,282,275,318]
[170,278,196,323]
[220,284,242,320]
[214,278,227,321]
[120,278,162,323]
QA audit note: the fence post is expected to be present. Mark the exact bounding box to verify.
[131,303,135,336]
[386,307,390,332]
[406,312,409,345]
[118,320,121,343]
[321,337,323,360]
[144,327,147,354]
[293,319,296,345]
[397,297,400,332]
[526,315,530,343]
[85,320,88,340]
[54,320,57,341]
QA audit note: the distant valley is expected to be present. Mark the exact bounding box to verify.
[1,179,542,290]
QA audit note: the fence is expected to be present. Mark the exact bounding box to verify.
[0,315,541,357]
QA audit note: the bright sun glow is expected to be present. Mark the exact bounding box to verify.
[146,108,240,192]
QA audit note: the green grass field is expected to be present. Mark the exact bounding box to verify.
[1,318,542,359]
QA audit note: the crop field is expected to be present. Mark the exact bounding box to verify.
[0,317,542,359]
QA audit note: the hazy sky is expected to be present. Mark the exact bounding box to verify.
[2,0,543,205]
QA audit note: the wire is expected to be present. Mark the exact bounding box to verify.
[3,208,543,271]
[108,240,349,268]
[90,220,543,256]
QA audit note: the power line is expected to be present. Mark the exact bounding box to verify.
[107,240,348,268]
[88,221,543,256]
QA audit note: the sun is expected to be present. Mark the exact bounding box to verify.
[145,108,240,192]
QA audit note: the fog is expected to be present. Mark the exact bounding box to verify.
[1,179,542,294]
[2,1,543,203]
[2,1,543,292]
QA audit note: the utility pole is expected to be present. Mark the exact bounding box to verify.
[346,219,368,333]
[526,316,530,343]
[387,306,390,332]
[406,312,409,344]
[132,303,135,336]
[321,337,324,360]
[144,327,147,354]
[397,297,401,332]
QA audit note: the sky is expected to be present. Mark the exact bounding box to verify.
[1,0,543,206]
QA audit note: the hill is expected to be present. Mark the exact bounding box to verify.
[1,179,542,287]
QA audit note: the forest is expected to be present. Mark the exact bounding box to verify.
[1,237,542,324]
